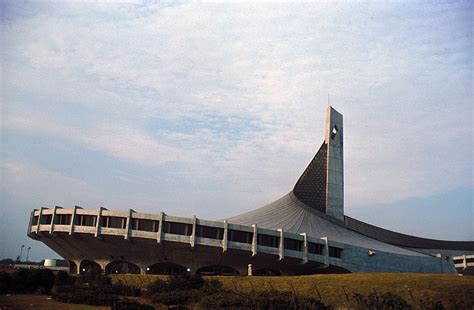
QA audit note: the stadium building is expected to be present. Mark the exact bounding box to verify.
[28,107,474,276]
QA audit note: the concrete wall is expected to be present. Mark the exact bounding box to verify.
[28,207,458,275]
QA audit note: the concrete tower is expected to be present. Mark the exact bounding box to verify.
[324,106,344,220]
[293,106,344,220]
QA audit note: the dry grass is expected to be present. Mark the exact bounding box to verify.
[0,294,109,310]
[112,273,474,308]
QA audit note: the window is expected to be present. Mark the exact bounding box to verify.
[54,214,71,225]
[162,221,192,236]
[284,238,303,251]
[75,215,97,226]
[32,216,39,225]
[101,216,126,229]
[258,234,279,248]
[331,125,338,139]
[39,215,52,225]
[228,229,253,244]
[308,242,323,255]
[329,246,342,258]
[196,225,224,239]
[132,219,159,232]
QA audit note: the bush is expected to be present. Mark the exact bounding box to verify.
[55,270,75,287]
[53,290,118,306]
[199,290,248,308]
[53,289,152,309]
[151,289,201,305]
[112,299,154,310]
[111,283,142,297]
[0,272,12,294]
[75,273,111,288]
[39,269,55,294]
[7,269,57,294]
[419,298,444,310]
[147,274,205,294]
[353,292,412,310]
[199,290,328,309]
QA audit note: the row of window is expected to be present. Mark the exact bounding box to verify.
[31,214,342,258]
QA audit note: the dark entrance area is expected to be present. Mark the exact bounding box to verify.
[79,260,101,275]
[105,261,141,275]
[146,262,188,275]
[253,268,281,276]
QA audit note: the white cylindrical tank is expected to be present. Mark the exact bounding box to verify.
[44,259,56,267]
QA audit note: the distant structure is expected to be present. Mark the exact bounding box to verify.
[28,107,474,276]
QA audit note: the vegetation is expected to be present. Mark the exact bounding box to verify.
[0,269,56,294]
[2,270,473,309]
[113,273,474,309]
[144,275,329,309]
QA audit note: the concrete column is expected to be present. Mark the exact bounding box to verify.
[463,255,467,269]
[74,260,82,275]
[278,229,284,261]
[27,210,36,236]
[124,209,133,240]
[300,232,308,264]
[222,219,228,253]
[321,237,329,265]
[247,264,253,276]
[190,215,197,247]
[70,206,79,235]
[252,224,258,256]
[50,206,59,234]
[157,211,164,243]
[95,207,105,238]
[36,207,44,233]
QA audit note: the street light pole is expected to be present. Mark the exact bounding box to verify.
[26,247,31,262]
[19,245,25,262]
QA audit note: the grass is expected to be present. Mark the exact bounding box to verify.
[0,294,109,310]
[112,273,474,308]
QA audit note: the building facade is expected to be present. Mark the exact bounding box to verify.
[28,107,474,276]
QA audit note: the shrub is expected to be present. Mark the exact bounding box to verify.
[419,298,444,310]
[353,292,412,310]
[0,272,12,294]
[151,289,202,305]
[53,290,117,306]
[8,269,57,294]
[199,290,328,309]
[53,289,152,309]
[39,269,55,294]
[75,273,111,288]
[199,290,249,308]
[55,270,75,287]
[111,283,142,297]
[148,274,205,293]
[111,299,154,310]
[254,290,327,310]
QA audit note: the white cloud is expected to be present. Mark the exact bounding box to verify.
[3,112,184,166]
[2,1,472,210]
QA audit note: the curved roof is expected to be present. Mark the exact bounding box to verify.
[229,106,473,255]
[227,192,428,257]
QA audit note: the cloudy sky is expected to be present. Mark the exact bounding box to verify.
[1,1,472,261]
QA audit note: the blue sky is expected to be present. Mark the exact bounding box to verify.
[1,1,472,261]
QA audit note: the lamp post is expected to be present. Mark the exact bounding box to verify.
[18,245,25,262]
[26,247,31,262]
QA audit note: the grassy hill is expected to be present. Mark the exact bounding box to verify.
[112,273,474,308]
